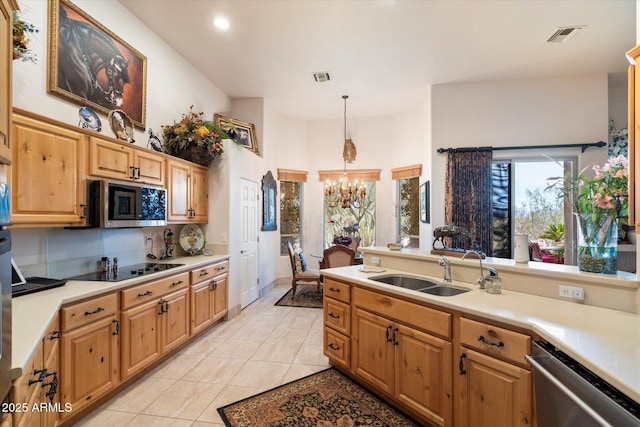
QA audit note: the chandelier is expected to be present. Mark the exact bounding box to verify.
[324,95,367,209]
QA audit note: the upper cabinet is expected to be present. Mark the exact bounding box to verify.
[627,44,640,227]
[89,135,165,186]
[167,159,208,223]
[10,112,88,226]
[0,0,18,166]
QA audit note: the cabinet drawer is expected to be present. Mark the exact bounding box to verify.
[460,317,531,366]
[323,298,350,336]
[61,292,118,330]
[324,278,351,304]
[10,344,43,412]
[324,328,350,369]
[190,261,229,284]
[354,286,451,339]
[121,272,189,309]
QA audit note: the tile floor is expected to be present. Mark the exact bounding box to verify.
[77,284,330,426]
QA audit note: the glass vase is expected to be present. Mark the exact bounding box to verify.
[575,212,618,274]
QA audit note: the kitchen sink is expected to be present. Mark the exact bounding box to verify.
[419,286,470,296]
[370,274,471,296]
[370,275,439,291]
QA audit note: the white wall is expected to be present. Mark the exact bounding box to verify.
[430,74,610,241]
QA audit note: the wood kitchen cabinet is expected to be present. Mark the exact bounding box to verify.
[456,317,533,427]
[190,260,228,335]
[120,272,190,380]
[323,278,351,369]
[88,136,165,186]
[9,112,88,227]
[0,0,17,166]
[10,313,61,427]
[351,286,453,427]
[59,293,120,421]
[167,159,208,223]
[627,44,640,226]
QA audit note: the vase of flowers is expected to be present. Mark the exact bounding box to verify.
[548,155,628,274]
[162,106,231,167]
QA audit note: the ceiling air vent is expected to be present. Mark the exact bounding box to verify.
[546,26,583,43]
[313,72,331,82]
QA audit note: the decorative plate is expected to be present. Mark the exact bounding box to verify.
[78,106,102,131]
[179,224,205,256]
[108,109,135,143]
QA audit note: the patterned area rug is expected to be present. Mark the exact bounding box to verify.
[274,283,323,308]
[218,368,420,427]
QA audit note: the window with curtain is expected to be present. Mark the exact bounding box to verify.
[278,169,307,255]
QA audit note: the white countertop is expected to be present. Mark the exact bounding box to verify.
[11,254,229,380]
[321,265,640,404]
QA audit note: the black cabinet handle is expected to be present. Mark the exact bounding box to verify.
[385,325,393,343]
[138,290,152,297]
[459,353,467,375]
[478,335,504,348]
[129,166,136,179]
[328,287,340,293]
[112,319,120,336]
[171,280,184,287]
[199,271,210,277]
[29,369,47,385]
[328,312,340,319]
[49,330,63,340]
[79,203,86,219]
[85,307,105,316]
[392,328,399,346]
[328,343,340,351]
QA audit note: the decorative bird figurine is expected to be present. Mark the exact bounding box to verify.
[147,128,163,152]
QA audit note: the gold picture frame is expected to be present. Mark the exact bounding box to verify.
[47,0,147,129]
[214,114,259,155]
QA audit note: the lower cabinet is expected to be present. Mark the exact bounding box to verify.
[120,272,190,380]
[351,286,453,426]
[189,261,228,335]
[59,294,120,422]
[11,314,61,427]
[456,317,533,427]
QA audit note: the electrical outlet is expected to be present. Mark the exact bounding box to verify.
[559,285,584,301]
[371,256,381,266]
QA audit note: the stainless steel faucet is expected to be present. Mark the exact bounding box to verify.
[439,256,452,283]
[461,250,498,289]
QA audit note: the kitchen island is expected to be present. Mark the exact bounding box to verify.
[321,250,640,426]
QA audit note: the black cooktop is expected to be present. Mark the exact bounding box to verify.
[66,263,185,282]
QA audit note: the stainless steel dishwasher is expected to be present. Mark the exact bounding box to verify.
[527,341,640,427]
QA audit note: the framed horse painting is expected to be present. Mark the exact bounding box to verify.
[214,114,259,155]
[47,0,147,129]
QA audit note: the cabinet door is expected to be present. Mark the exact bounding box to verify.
[458,348,532,427]
[160,288,190,354]
[10,114,87,225]
[212,273,228,321]
[0,0,13,165]
[121,299,162,380]
[395,324,452,427]
[89,136,135,181]
[167,159,190,221]
[135,150,165,186]
[351,308,395,395]
[628,45,640,226]
[190,165,208,222]
[190,279,214,335]
[59,315,119,418]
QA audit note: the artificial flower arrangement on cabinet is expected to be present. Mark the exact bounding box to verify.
[12,10,38,62]
[547,155,628,274]
[162,106,240,167]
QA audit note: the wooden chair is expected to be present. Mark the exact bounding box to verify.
[321,244,356,269]
[286,241,321,299]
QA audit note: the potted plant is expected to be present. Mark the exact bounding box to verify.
[162,106,237,167]
[539,223,564,244]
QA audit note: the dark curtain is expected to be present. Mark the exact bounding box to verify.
[445,147,494,255]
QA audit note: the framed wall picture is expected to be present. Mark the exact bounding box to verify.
[262,171,277,231]
[47,0,147,129]
[214,114,259,155]
[421,181,430,224]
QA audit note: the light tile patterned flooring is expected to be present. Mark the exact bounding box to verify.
[77,284,330,426]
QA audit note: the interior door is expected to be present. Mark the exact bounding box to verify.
[240,178,259,308]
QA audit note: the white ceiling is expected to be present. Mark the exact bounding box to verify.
[119,0,636,120]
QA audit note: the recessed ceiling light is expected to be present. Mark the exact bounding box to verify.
[213,16,230,30]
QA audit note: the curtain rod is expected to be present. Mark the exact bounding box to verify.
[437,141,606,154]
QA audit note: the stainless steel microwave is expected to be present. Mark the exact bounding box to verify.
[88,180,167,228]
